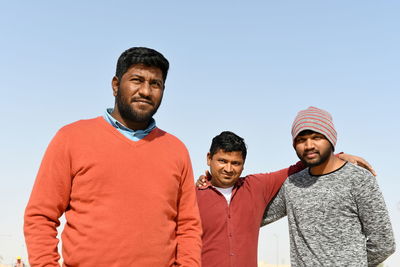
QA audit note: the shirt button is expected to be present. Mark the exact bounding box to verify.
[230,253,234,256]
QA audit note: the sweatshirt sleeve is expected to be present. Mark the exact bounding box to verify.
[352,171,396,266]
[261,186,287,226]
[24,130,72,267]
[175,150,202,267]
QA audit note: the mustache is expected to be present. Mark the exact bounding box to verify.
[303,149,320,156]
[131,97,153,105]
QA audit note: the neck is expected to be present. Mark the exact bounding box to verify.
[110,108,150,130]
[309,154,345,176]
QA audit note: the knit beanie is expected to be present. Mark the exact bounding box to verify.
[291,106,337,147]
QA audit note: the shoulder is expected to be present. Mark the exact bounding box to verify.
[343,162,372,176]
[150,129,193,168]
[334,162,375,183]
[49,117,102,145]
[153,128,181,142]
[196,186,213,196]
[58,117,103,135]
[152,128,189,152]
[196,186,216,204]
[341,162,377,188]
[287,168,310,182]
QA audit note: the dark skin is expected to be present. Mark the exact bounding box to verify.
[294,132,344,175]
[111,64,165,130]
[207,150,245,188]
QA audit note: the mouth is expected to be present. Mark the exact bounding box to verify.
[132,99,153,106]
[221,174,234,179]
[304,151,319,159]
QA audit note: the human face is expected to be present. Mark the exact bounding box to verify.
[207,149,245,188]
[112,64,164,129]
[294,131,333,167]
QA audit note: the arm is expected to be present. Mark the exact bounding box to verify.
[24,130,72,267]
[353,171,395,266]
[175,150,202,267]
[194,153,370,188]
[338,153,376,176]
[261,186,287,226]
[253,160,305,203]
[259,153,374,196]
[257,160,307,226]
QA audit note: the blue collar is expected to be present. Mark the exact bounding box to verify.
[103,108,156,141]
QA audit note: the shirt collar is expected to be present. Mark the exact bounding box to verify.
[104,108,156,133]
[198,176,244,190]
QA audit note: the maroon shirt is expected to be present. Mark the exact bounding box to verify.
[196,162,304,267]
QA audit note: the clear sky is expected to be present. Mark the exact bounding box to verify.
[1,1,399,266]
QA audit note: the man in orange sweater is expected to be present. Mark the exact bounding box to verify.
[24,47,202,267]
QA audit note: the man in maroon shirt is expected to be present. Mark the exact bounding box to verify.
[196,131,304,267]
[196,131,374,267]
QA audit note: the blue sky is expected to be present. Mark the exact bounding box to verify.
[1,1,399,265]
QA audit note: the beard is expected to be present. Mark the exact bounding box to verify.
[297,146,332,167]
[115,89,162,123]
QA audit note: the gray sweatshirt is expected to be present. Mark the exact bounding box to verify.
[262,162,395,267]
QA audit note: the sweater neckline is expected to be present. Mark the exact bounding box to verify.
[95,116,163,147]
[308,161,348,177]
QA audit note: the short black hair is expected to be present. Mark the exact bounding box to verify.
[209,131,247,160]
[115,47,169,82]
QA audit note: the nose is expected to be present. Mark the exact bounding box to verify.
[138,81,151,97]
[304,139,314,150]
[224,163,233,173]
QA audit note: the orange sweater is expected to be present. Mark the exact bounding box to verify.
[24,117,202,267]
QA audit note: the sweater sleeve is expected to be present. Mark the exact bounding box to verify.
[175,150,202,267]
[261,186,287,226]
[353,171,396,266]
[24,130,72,267]
[254,160,304,203]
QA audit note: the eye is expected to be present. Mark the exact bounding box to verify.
[130,78,142,83]
[150,80,163,89]
[313,135,324,140]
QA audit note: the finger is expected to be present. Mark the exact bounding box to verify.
[358,162,377,176]
[196,175,205,187]
[199,175,206,182]
[364,164,377,176]
[359,161,373,171]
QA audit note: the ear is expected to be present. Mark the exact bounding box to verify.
[111,76,119,97]
[207,152,212,166]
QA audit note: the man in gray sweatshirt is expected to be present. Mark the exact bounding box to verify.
[262,106,395,267]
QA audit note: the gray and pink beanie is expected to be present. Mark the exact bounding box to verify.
[291,106,337,148]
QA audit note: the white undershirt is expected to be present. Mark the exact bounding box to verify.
[214,186,234,205]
